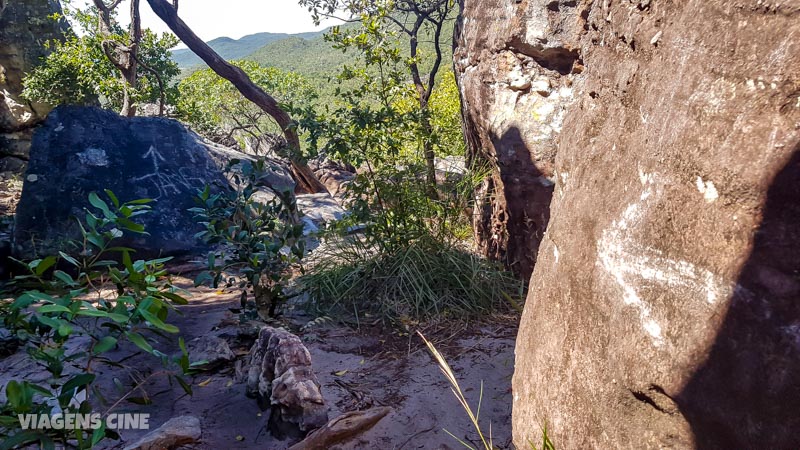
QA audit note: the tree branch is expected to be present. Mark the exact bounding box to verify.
[133,53,166,116]
[145,0,328,194]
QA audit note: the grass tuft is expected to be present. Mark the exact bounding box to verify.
[419,331,492,450]
[300,237,524,324]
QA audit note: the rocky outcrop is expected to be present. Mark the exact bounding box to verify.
[13,105,295,261]
[185,335,235,371]
[454,0,583,279]
[0,0,69,174]
[466,1,800,448]
[245,326,328,437]
[123,415,201,450]
[307,154,355,199]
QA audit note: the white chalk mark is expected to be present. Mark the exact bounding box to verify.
[133,145,182,199]
[142,145,166,170]
[695,176,719,202]
[597,173,729,347]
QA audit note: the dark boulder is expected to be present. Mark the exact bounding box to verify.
[13,105,294,260]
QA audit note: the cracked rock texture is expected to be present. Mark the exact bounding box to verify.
[0,0,68,174]
[455,0,800,448]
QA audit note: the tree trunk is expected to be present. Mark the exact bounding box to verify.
[408,17,440,199]
[419,104,438,199]
[145,0,328,194]
[94,0,139,117]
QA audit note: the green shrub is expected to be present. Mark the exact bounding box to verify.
[177,61,317,145]
[191,160,306,320]
[0,191,194,449]
[22,5,179,112]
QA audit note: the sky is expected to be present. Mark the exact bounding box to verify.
[76,0,341,44]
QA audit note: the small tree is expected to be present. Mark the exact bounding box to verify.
[23,3,179,115]
[289,11,468,253]
[191,161,306,320]
[300,0,457,196]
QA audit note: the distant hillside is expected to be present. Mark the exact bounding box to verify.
[245,35,350,82]
[245,17,456,81]
[171,30,324,69]
[175,14,456,95]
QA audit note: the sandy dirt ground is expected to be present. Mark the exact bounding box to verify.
[1,179,518,449]
[1,274,518,450]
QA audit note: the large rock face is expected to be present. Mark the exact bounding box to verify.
[454,0,583,279]
[0,0,69,173]
[14,106,295,260]
[454,0,800,448]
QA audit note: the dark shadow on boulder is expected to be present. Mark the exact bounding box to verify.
[677,144,800,448]
[479,126,553,280]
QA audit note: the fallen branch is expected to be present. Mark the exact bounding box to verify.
[288,407,392,450]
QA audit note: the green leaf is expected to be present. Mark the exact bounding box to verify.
[35,314,62,330]
[104,189,120,208]
[159,291,189,305]
[138,308,179,334]
[93,336,118,354]
[86,233,105,249]
[37,304,72,314]
[75,309,109,318]
[33,256,58,276]
[53,270,77,287]
[88,191,114,219]
[116,217,145,233]
[125,331,154,354]
[127,198,154,205]
[57,322,72,337]
[90,420,106,446]
[174,375,193,395]
[61,373,96,397]
[105,312,130,323]
[5,381,24,410]
[193,271,213,287]
[57,255,80,272]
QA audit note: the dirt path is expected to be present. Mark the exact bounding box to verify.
[0,274,517,449]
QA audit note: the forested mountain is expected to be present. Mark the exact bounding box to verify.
[170,30,324,70]
[174,17,456,84]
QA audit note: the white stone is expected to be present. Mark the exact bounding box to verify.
[531,77,551,95]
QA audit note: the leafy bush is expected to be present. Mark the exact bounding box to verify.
[0,192,193,449]
[428,72,466,157]
[23,6,180,112]
[191,160,306,320]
